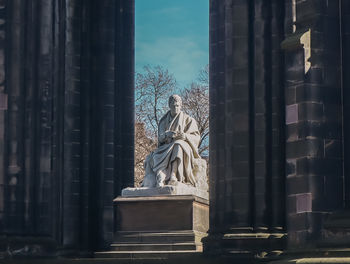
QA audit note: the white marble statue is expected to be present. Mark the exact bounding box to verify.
[141,94,208,191]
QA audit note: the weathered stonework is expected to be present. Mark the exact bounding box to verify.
[283,0,345,249]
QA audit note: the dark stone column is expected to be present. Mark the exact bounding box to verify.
[254,0,269,231]
[0,0,6,231]
[205,0,286,256]
[61,0,85,249]
[36,0,55,236]
[0,0,135,255]
[3,0,26,234]
[87,0,135,250]
[0,0,59,251]
[270,0,287,231]
[342,0,350,208]
[114,0,135,192]
[2,0,56,237]
[283,0,343,248]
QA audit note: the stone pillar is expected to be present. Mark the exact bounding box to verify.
[2,0,56,236]
[0,0,135,255]
[62,0,88,249]
[114,0,135,194]
[3,0,26,234]
[205,0,286,256]
[0,0,6,232]
[282,0,344,248]
[342,0,350,208]
[83,0,135,250]
[87,0,120,249]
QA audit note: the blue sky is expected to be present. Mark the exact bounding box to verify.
[135,0,209,87]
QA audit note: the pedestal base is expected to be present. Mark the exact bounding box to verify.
[122,183,209,200]
[95,195,209,258]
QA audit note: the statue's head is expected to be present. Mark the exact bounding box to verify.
[169,94,182,116]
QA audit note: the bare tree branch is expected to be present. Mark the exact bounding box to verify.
[135,65,177,139]
[180,73,209,156]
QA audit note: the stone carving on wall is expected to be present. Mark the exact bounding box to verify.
[122,94,208,199]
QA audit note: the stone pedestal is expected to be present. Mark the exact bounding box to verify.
[96,195,209,258]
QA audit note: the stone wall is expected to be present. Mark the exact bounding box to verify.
[283,0,345,248]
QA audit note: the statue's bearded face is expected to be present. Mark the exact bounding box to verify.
[169,100,181,116]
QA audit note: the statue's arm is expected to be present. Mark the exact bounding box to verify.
[183,117,201,146]
[158,114,167,144]
[158,123,174,145]
[158,132,167,144]
[160,130,177,144]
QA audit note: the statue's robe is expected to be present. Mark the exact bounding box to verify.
[144,110,201,186]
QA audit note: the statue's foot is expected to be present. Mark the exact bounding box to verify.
[168,173,178,186]
[156,181,164,187]
[156,170,166,187]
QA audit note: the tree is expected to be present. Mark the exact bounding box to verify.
[180,80,209,155]
[135,65,177,139]
[134,122,156,186]
[198,64,209,85]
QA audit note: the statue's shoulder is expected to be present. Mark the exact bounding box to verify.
[183,112,196,123]
[159,111,170,124]
[182,112,200,131]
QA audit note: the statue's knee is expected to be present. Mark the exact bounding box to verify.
[173,144,183,155]
[145,154,151,163]
[144,153,153,169]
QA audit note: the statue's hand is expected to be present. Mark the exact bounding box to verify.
[165,131,176,139]
[174,132,186,141]
[159,133,166,143]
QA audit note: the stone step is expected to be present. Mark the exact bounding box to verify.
[94,250,202,259]
[114,231,206,244]
[110,242,201,252]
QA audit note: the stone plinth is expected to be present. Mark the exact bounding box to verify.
[115,195,209,233]
[96,195,209,257]
[121,183,209,200]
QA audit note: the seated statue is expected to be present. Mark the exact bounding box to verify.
[142,94,208,191]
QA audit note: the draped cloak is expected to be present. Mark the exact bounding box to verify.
[145,110,201,186]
